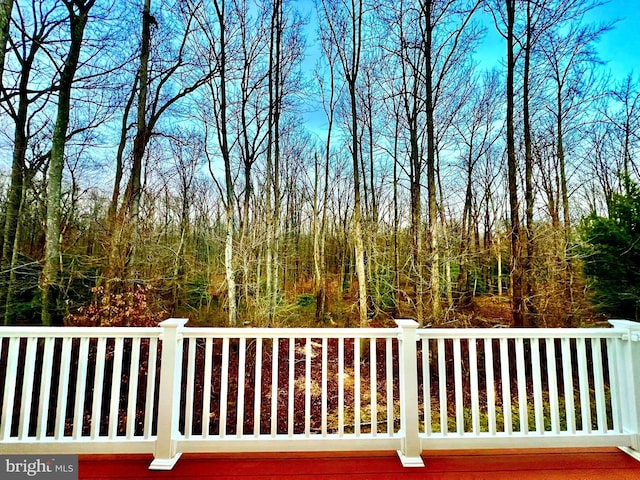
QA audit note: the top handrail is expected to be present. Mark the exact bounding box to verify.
[417,327,626,340]
[0,320,635,341]
[182,327,400,339]
[0,326,163,338]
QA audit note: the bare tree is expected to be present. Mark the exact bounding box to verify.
[488,0,605,326]
[503,0,524,326]
[105,0,214,302]
[319,0,368,327]
[314,21,342,320]
[383,0,481,324]
[454,70,502,304]
[0,1,65,324]
[604,75,640,195]
[265,0,284,324]
[41,0,97,325]
[214,0,237,326]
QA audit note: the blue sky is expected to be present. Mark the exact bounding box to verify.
[298,0,639,136]
[588,0,640,81]
[298,0,638,80]
[473,0,639,80]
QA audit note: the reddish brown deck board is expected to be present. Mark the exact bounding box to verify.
[78,448,640,479]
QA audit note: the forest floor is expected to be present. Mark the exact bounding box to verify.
[174,274,602,329]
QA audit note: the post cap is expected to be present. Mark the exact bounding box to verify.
[159,318,189,329]
[609,319,640,331]
[395,319,420,329]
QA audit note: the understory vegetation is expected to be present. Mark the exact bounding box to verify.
[0,1,638,328]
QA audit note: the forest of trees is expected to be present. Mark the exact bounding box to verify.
[0,0,638,328]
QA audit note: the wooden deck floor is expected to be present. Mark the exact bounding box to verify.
[79,448,640,479]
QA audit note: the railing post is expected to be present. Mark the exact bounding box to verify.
[609,320,640,461]
[395,319,424,467]
[150,318,188,470]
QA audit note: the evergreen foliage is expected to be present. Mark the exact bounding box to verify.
[581,182,640,320]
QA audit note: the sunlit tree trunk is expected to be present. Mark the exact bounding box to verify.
[3,176,25,325]
[314,52,335,320]
[422,0,441,323]
[42,0,95,325]
[215,0,237,326]
[351,81,368,328]
[408,113,424,326]
[265,0,284,324]
[1,78,28,325]
[392,108,400,315]
[314,80,333,320]
[506,0,524,327]
[320,0,367,327]
[348,1,367,328]
[313,154,323,318]
[1,5,41,324]
[108,82,136,220]
[522,0,535,326]
[105,0,152,298]
[0,0,12,80]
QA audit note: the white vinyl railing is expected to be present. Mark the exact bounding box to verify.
[417,327,628,447]
[0,327,163,454]
[1,319,639,470]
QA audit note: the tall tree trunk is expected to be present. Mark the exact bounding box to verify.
[319,0,366,326]
[522,0,535,326]
[398,8,423,325]
[1,94,27,325]
[313,154,322,318]
[272,0,282,323]
[265,0,284,324]
[458,145,474,305]
[315,71,334,320]
[348,1,367,328]
[367,83,377,225]
[42,0,94,325]
[1,18,39,324]
[237,4,256,312]
[3,174,25,325]
[314,143,331,321]
[556,83,574,325]
[623,116,631,196]
[557,89,570,235]
[350,78,367,327]
[216,0,237,326]
[108,81,137,220]
[506,0,524,327]
[0,0,12,80]
[124,0,151,220]
[392,112,400,315]
[423,0,440,322]
[105,0,152,296]
[497,235,503,296]
[409,123,423,325]
[319,145,329,318]
[436,150,453,310]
